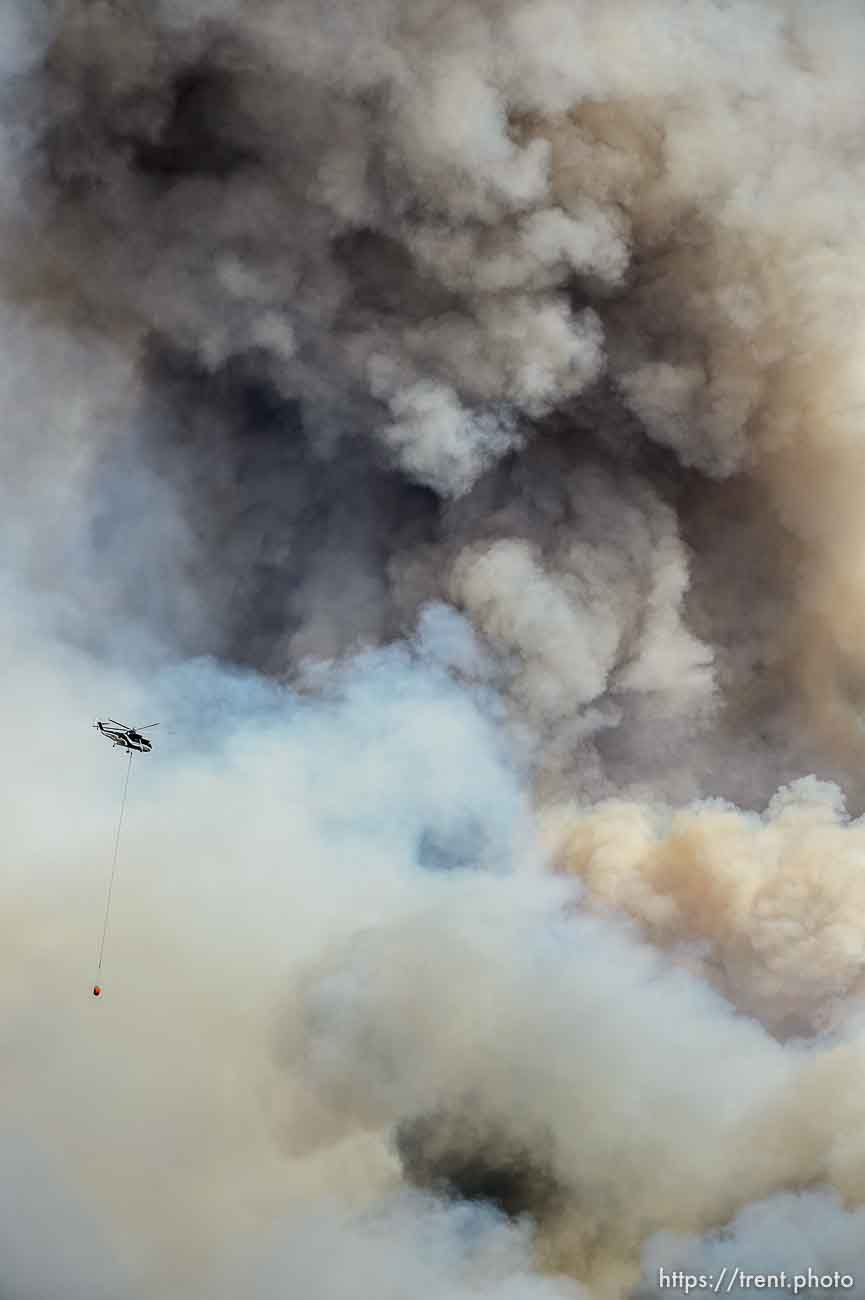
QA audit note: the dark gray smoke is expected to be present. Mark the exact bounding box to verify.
[397,1106,564,1221]
[13,0,856,809]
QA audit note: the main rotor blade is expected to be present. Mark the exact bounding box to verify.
[108,719,130,729]
[138,723,160,731]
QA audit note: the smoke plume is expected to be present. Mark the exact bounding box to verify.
[7,0,865,1295]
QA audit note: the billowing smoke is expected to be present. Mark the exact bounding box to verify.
[7,0,865,1295]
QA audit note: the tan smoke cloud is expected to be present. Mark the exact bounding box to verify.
[517,3,865,759]
[542,777,865,1037]
[274,880,865,1294]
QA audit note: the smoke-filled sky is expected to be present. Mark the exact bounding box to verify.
[8,0,865,1295]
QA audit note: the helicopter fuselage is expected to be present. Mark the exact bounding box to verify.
[95,723,152,753]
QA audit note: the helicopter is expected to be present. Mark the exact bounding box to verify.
[94,719,158,753]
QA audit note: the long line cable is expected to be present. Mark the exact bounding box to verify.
[96,750,133,974]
